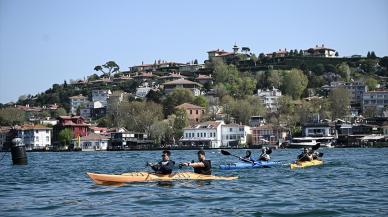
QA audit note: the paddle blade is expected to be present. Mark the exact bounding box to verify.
[312,143,321,151]
[221,150,231,156]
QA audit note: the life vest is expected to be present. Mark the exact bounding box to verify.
[194,160,212,175]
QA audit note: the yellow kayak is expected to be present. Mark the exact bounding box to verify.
[290,160,323,169]
[87,172,238,185]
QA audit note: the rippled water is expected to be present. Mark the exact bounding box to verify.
[1,148,388,217]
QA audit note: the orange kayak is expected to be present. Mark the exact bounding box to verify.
[87,172,238,184]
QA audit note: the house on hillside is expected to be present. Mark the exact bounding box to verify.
[175,103,206,123]
[257,87,282,112]
[69,94,89,115]
[163,79,202,96]
[304,44,336,57]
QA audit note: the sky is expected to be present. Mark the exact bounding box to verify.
[0,0,387,103]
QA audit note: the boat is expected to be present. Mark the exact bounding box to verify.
[219,161,281,170]
[288,137,334,148]
[87,172,238,184]
[290,159,323,169]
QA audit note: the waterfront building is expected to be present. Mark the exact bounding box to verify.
[221,123,251,147]
[53,116,89,143]
[251,124,288,147]
[175,103,206,123]
[74,133,109,151]
[257,87,282,112]
[180,121,224,148]
[15,124,52,151]
[109,129,153,150]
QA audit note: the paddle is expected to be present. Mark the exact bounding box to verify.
[220,150,254,163]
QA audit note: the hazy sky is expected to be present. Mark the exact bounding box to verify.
[0,0,387,103]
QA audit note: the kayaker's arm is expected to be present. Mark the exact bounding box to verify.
[182,162,205,168]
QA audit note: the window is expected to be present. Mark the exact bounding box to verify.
[35,136,39,141]
[196,110,198,114]
[197,133,199,137]
[190,110,192,114]
[229,128,232,132]
[46,136,49,142]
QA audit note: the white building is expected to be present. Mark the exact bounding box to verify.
[221,124,251,147]
[92,89,111,107]
[73,133,109,151]
[16,125,52,151]
[180,121,224,148]
[136,87,152,98]
[257,87,282,112]
[69,94,89,115]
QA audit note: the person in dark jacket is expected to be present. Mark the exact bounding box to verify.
[181,150,212,175]
[297,147,313,162]
[148,150,175,175]
[240,150,254,162]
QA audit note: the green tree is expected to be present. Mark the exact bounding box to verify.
[124,101,164,135]
[58,128,73,147]
[51,107,67,118]
[0,107,26,125]
[163,88,195,116]
[193,96,208,108]
[268,69,282,88]
[94,61,120,77]
[370,51,377,59]
[328,88,350,119]
[281,69,308,100]
[312,64,325,75]
[337,62,351,81]
[365,77,378,91]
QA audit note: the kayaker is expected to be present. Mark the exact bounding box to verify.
[182,150,212,175]
[147,150,175,175]
[258,147,271,161]
[240,150,254,162]
[312,150,321,160]
[297,147,313,162]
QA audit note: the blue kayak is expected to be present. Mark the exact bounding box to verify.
[219,161,281,170]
